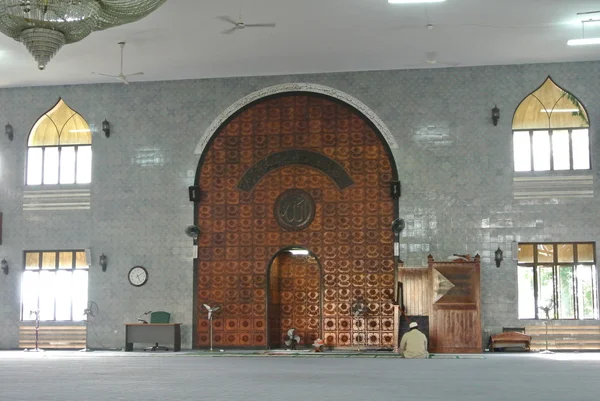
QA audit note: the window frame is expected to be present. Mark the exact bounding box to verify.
[517,242,598,320]
[26,144,92,186]
[25,98,92,187]
[513,128,591,172]
[21,249,89,322]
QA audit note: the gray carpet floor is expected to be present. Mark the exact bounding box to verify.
[1,351,599,401]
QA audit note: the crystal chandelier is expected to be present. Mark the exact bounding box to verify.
[0,1,166,70]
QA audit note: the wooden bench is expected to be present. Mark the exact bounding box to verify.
[19,325,87,350]
[525,325,600,351]
[490,331,531,351]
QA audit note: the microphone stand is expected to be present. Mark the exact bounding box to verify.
[24,310,44,352]
[137,311,152,324]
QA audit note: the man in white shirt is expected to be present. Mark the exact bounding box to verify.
[399,321,429,358]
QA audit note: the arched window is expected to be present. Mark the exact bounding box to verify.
[27,99,92,185]
[512,77,589,172]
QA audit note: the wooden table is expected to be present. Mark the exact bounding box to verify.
[125,323,181,352]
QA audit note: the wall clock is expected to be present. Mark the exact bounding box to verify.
[128,266,148,287]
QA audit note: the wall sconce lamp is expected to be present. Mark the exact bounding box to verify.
[102,119,110,138]
[1,258,8,275]
[99,253,108,272]
[494,247,503,268]
[5,122,13,141]
[491,105,500,126]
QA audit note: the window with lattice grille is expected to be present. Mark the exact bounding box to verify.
[21,250,89,322]
[517,242,598,320]
[512,77,590,172]
[26,99,92,185]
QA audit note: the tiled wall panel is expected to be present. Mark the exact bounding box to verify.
[0,61,599,349]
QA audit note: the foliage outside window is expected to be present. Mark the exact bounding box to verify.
[21,250,88,322]
[26,99,92,185]
[512,77,590,172]
[518,242,598,320]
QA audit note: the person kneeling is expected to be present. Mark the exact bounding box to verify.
[399,322,429,359]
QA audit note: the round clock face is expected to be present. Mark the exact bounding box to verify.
[128,266,148,287]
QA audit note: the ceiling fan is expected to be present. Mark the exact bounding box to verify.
[92,42,144,84]
[407,51,460,68]
[218,15,276,34]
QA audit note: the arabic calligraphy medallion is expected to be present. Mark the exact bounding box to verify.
[274,189,316,231]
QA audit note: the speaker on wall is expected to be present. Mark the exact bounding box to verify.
[390,181,401,199]
[189,186,201,202]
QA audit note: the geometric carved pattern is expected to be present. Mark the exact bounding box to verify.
[268,253,321,347]
[194,83,399,156]
[432,269,455,303]
[195,93,396,348]
[433,266,476,305]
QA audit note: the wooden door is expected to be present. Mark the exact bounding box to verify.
[428,256,482,353]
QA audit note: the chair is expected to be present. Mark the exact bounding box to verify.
[144,311,171,351]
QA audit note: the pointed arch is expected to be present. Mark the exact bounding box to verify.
[512,76,590,173]
[28,98,91,146]
[26,98,92,185]
[512,76,589,130]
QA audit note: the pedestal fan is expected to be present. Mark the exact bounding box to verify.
[203,303,221,351]
[284,328,301,350]
[352,299,368,351]
[80,301,99,352]
[539,301,555,354]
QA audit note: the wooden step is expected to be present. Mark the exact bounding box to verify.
[525,325,600,351]
[19,325,87,349]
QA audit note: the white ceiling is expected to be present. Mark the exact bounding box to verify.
[0,0,599,88]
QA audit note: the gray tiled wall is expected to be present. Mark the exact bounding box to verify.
[0,61,599,349]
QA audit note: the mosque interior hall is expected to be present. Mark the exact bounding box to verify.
[0,1,600,400]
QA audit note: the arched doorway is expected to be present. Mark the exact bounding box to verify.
[267,247,322,349]
[193,90,398,349]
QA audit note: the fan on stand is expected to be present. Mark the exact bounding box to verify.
[539,300,555,354]
[80,301,99,352]
[92,42,144,84]
[351,299,368,351]
[203,303,221,351]
[284,328,301,350]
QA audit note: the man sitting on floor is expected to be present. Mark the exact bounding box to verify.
[399,322,429,359]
